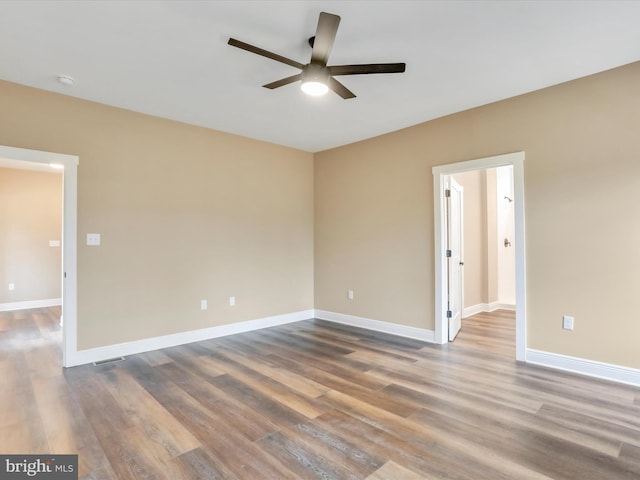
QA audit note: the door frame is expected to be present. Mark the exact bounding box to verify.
[0,145,79,367]
[432,151,526,361]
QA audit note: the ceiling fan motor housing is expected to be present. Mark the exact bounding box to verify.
[302,63,330,84]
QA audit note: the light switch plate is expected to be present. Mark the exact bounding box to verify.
[86,233,101,246]
[49,240,61,247]
[563,315,574,330]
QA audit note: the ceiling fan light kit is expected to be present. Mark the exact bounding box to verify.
[228,12,406,99]
[300,64,330,96]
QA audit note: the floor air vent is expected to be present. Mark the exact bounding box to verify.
[93,357,125,366]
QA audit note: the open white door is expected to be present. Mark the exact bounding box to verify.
[446,177,463,341]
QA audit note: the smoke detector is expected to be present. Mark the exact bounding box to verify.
[57,75,75,86]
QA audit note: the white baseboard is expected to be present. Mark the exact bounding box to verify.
[463,302,516,318]
[0,298,62,312]
[314,310,435,343]
[463,303,489,317]
[490,302,516,312]
[526,349,640,387]
[68,309,314,367]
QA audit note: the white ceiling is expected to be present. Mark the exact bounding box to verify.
[1,1,639,153]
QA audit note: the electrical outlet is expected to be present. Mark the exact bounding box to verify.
[200,300,207,310]
[8,283,15,291]
[563,315,574,330]
[348,290,354,300]
[86,233,101,246]
[229,296,236,307]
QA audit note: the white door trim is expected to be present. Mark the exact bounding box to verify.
[432,152,526,361]
[0,145,79,367]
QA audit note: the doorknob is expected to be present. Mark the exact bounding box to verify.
[459,261,464,266]
[504,238,511,247]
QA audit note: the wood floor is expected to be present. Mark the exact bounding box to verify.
[1,308,639,479]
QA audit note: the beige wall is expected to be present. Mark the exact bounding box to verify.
[315,61,640,370]
[0,80,314,349]
[0,167,62,303]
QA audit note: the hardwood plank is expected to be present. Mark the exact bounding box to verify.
[285,417,384,478]
[536,403,640,449]
[619,443,640,467]
[321,390,556,479]
[366,460,431,480]
[317,409,497,480]
[31,375,79,453]
[0,357,49,453]
[100,368,201,459]
[212,339,330,398]
[410,405,640,480]
[78,464,119,480]
[312,319,428,350]
[382,382,622,457]
[155,362,280,442]
[166,447,240,480]
[137,349,174,367]
[201,348,332,418]
[99,426,176,480]
[259,328,375,372]
[256,430,362,480]
[65,370,134,440]
[132,368,290,479]
[209,373,309,429]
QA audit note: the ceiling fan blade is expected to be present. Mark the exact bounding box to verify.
[328,77,356,99]
[329,63,406,76]
[263,73,303,89]
[311,12,340,65]
[228,38,304,70]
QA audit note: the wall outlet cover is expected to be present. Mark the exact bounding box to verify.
[86,233,101,246]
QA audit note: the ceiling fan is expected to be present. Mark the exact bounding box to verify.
[227,12,406,99]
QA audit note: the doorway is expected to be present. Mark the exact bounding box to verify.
[0,145,78,367]
[433,152,526,361]
[0,163,63,315]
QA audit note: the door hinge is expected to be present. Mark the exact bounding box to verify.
[446,249,452,257]
[446,310,452,318]
[445,189,451,197]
